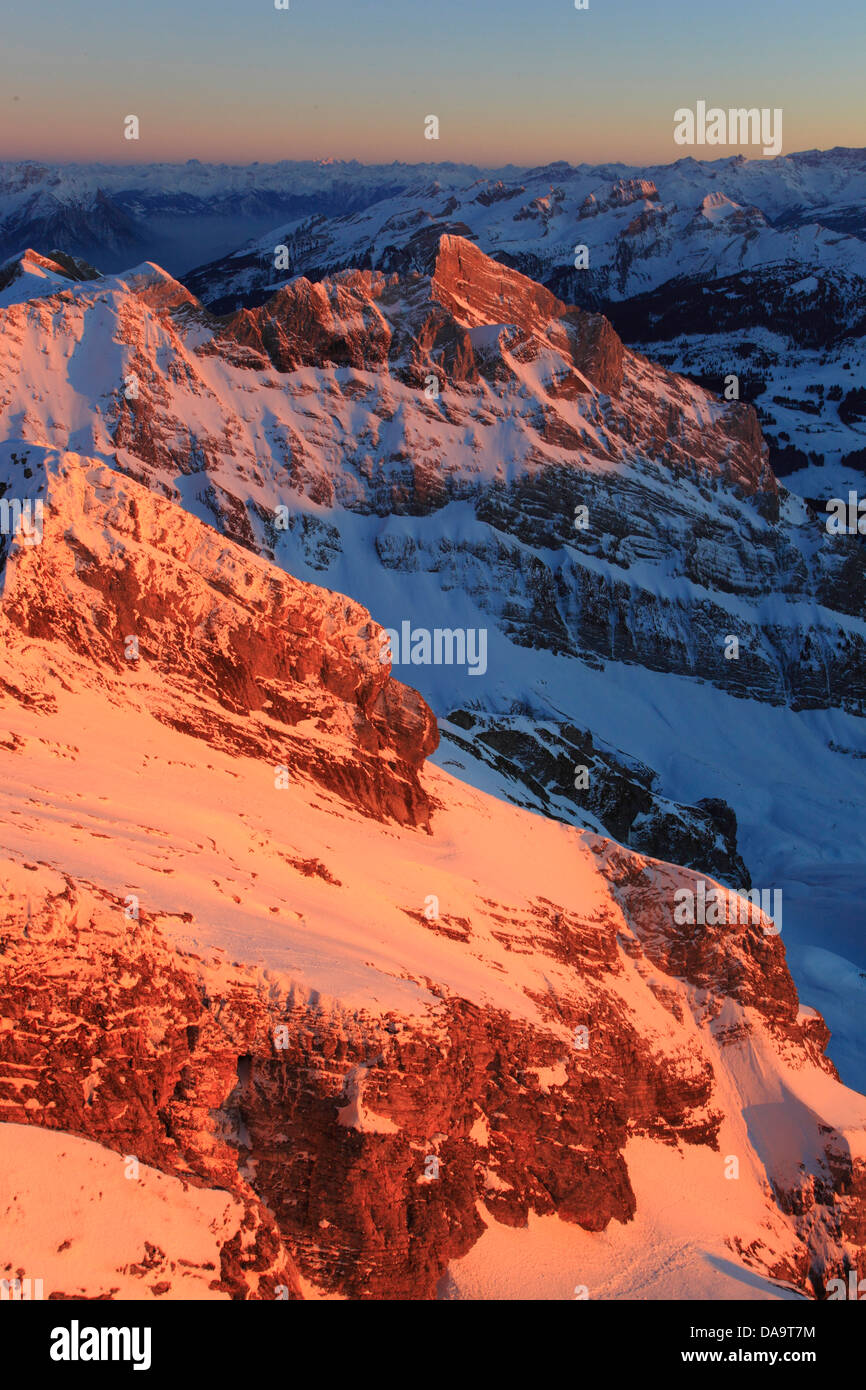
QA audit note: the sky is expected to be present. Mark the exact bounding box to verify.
[0,0,864,166]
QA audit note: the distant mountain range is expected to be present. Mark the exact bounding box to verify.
[3,149,863,497]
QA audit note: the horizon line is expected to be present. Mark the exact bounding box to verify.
[0,145,863,173]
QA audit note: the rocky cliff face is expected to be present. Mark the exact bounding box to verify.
[440,709,751,886]
[1,458,865,1301]
[0,866,303,1302]
[0,454,437,830]
[2,749,865,1301]
[1,238,864,893]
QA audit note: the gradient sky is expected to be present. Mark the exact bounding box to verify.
[1,0,864,166]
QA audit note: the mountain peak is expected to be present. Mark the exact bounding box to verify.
[0,247,101,306]
[428,234,626,398]
[110,260,201,313]
[430,233,564,331]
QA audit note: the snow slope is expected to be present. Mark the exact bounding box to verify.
[0,242,863,1097]
[1,449,865,1300]
[0,1124,287,1300]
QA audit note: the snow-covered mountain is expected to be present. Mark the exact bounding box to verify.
[168,148,866,499]
[1,209,865,1300]
[4,152,863,499]
[1,234,864,1094]
[0,160,500,276]
[181,152,866,309]
[2,450,866,1300]
[4,150,863,282]
[0,237,861,708]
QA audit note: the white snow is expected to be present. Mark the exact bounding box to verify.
[0,1124,249,1300]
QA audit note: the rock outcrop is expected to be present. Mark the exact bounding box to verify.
[0,453,438,829]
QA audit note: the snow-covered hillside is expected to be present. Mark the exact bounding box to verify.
[0,237,863,1095]
[1,452,865,1300]
[0,1125,299,1300]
